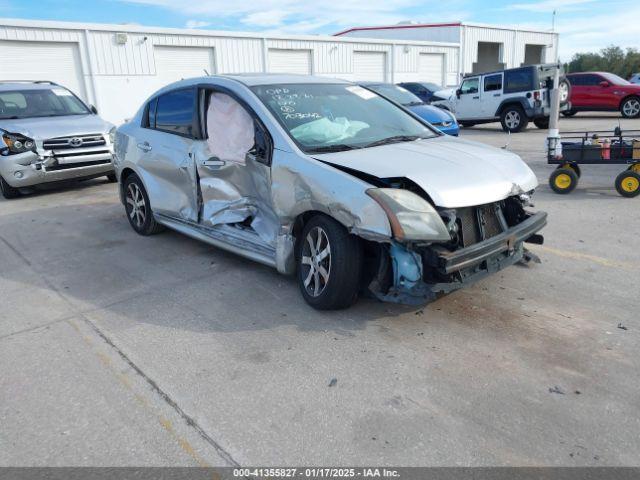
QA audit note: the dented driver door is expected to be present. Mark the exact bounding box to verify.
[191,89,278,246]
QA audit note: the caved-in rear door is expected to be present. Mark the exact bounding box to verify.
[192,89,278,246]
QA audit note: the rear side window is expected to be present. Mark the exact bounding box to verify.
[484,74,503,92]
[504,69,534,93]
[143,98,158,128]
[155,88,196,137]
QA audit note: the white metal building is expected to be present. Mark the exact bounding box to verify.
[336,21,559,79]
[0,18,459,125]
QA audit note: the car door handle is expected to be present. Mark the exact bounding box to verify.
[493,93,501,97]
[201,158,226,168]
[473,96,480,99]
[137,142,152,152]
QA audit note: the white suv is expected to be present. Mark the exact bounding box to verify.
[433,64,571,133]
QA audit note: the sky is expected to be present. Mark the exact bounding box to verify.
[1,0,638,61]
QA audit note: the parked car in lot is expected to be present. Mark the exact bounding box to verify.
[397,82,445,104]
[114,74,546,310]
[359,82,459,136]
[628,73,640,85]
[432,64,571,132]
[564,72,640,118]
[0,81,115,199]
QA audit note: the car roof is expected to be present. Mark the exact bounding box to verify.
[0,81,63,92]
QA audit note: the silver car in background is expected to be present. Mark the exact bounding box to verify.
[114,74,547,310]
[0,81,115,199]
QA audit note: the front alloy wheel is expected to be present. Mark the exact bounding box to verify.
[296,215,363,310]
[621,97,640,118]
[300,226,332,298]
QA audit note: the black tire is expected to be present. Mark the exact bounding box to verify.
[296,215,363,310]
[620,96,640,119]
[562,109,577,117]
[0,175,21,199]
[500,105,529,133]
[549,168,578,194]
[614,170,640,198]
[565,163,581,178]
[460,122,476,128]
[123,173,165,235]
[533,117,549,129]
[106,173,117,183]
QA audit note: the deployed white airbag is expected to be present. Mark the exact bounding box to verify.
[291,117,369,146]
[206,93,254,164]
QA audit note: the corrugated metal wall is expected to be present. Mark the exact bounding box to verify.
[0,20,460,123]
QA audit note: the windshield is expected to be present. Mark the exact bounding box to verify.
[601,73,631,85]
[422,82,443,92]
[0,88,90,119]
[252,83,437,153]
[366,84,423,106]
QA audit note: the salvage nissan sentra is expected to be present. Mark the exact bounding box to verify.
[113,74,546,310]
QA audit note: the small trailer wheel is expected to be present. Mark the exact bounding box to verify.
[549,168,578,194]
[615,170,640,198]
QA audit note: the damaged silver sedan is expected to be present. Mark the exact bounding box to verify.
[113,74,546,310]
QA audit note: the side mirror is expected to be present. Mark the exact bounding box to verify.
[456,89,462,98]
[90,105,98,114]
[599,81,610,88]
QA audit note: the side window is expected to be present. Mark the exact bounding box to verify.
[484,74,503,92]
[460,78,479,95]
[583,74,602,86]
[504,69,534,93]
[143,98,157,129]
[569,75,585,86]
[155,88,196,137]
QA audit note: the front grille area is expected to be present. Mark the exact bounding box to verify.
[455,202,506,248]
[42,133,112,171]
[43,134,106,151]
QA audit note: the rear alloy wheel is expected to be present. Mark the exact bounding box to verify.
[615,170,640,197]
[621,97,640,118]
[549,168,578,194]
[123,174,164,235]
[533,117,549,129]
[0,175,21,199]
[500,106,529,133]
[296,215,362,310]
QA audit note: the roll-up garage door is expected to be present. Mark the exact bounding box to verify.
[268,49,312,75]
[353,51,386,81]
[418,53,444,84]
[155,46,215,84]
[0,40,87,100]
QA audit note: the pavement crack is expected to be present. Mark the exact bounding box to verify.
[76,312,241,467]
[2,239,241,468]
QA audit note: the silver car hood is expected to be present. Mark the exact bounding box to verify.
[314,135,538,208]
[0,115,113,140]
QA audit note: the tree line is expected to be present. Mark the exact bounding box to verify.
[565,46,640,79]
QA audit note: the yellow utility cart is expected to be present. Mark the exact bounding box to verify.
[547,128,640,197]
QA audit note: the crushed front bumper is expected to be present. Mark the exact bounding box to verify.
[0,151,114,188]
[375,211,547,305]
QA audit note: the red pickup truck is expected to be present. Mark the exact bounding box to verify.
[565,72,640,118]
